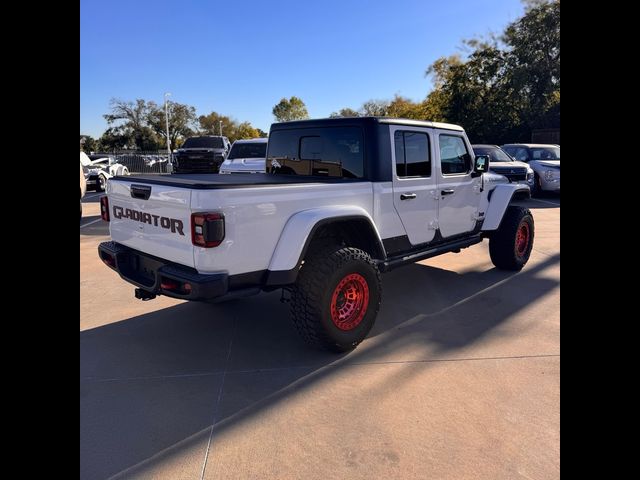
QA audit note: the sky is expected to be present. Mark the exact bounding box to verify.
[80,0,525,138]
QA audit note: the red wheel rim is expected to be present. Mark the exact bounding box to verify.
[515,221,530,257]
[330,273,369,331]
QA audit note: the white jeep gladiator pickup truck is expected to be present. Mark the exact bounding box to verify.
[98,117,533,352]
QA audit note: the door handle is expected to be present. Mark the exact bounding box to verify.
[441,189,455,196]
[400,193,417,200]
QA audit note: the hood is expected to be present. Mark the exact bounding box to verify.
[532,160,560,168]
[81,152,111,167]
[489,160,528,168]
[226,157,265,163]
[179,148,226,153]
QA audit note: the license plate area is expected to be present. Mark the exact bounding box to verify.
[120,253,164,288]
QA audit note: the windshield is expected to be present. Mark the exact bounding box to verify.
[227,142,267,159]
[530,147,560,160]
[473,146,513,163]
[182,137,224,149]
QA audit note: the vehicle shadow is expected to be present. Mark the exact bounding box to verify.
[516,196,560,209]
[79,216,109,236]
[80,253,559,479]
[82,194,104,204]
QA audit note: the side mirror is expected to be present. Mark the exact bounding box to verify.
[472,154,490,177]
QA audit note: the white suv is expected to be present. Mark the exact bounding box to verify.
[501,143,560,195]
[219,138,268,174]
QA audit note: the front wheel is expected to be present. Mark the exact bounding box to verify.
[489,206,534,271]
[531,173,543,197]
[97,174,107,192]
[290,245,381,352]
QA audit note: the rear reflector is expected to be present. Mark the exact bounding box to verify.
[160,279,179,290]
[100,196,110,221]
[191,212,225,248]
[100,251,115,268]
[160,278,192,295]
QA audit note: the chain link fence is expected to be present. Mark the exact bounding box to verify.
[90,151,173,174]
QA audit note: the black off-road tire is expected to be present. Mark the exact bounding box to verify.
[489,206,534,271]
[290,244,381,352]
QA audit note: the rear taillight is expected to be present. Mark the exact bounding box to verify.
[100,196,110,221]
[191,212,225,248]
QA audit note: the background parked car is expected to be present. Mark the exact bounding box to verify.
[172,135,231,173]
[219,138,268,174]
[81,152,130,192]
[472,144,534,197]
[501,143,560,195]
[80,159,87,220]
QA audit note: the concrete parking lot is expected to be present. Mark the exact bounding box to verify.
[80,192,560,480]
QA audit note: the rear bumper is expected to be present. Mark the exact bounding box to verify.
[98,241,228,300]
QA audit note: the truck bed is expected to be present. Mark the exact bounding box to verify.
[112,173,366,189]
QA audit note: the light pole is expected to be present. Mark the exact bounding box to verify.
[219,120,222,136]
[164,92,172,171]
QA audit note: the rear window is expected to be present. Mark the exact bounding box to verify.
[183,137,225,149]
[227,142,267,159]
[266,127,364,178]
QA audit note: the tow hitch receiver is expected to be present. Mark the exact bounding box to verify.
[135,288,156,301]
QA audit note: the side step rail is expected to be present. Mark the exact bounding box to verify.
[379,235,483,272]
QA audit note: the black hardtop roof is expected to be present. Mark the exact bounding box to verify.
[269,116,464,132]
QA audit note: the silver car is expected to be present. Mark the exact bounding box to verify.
[501,143,560,195]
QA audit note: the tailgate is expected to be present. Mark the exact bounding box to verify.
[108,179,195,268]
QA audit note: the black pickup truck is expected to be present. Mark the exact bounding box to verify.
[172,135,231,173]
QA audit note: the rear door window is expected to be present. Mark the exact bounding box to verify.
[394,131,431,177]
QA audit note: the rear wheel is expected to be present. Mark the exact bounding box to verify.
[489,206,534,271]
[291,244,381,352]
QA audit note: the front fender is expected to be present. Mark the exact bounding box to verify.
[267,206,383,273]
[481,184,530,231]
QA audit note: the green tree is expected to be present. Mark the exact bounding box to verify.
[422,0,560,143]
[360,99,390,117]
[199,111,234,136]
[103,98,160,150]
[386,95,427,120]
[96,127,130,151]
[198,112,262,143]
[80,135,97,152]
[147,101,197,149]
[504,0,560,130]
[329,107,360,118]
[233,122,261,141]
[272,96,309,122]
